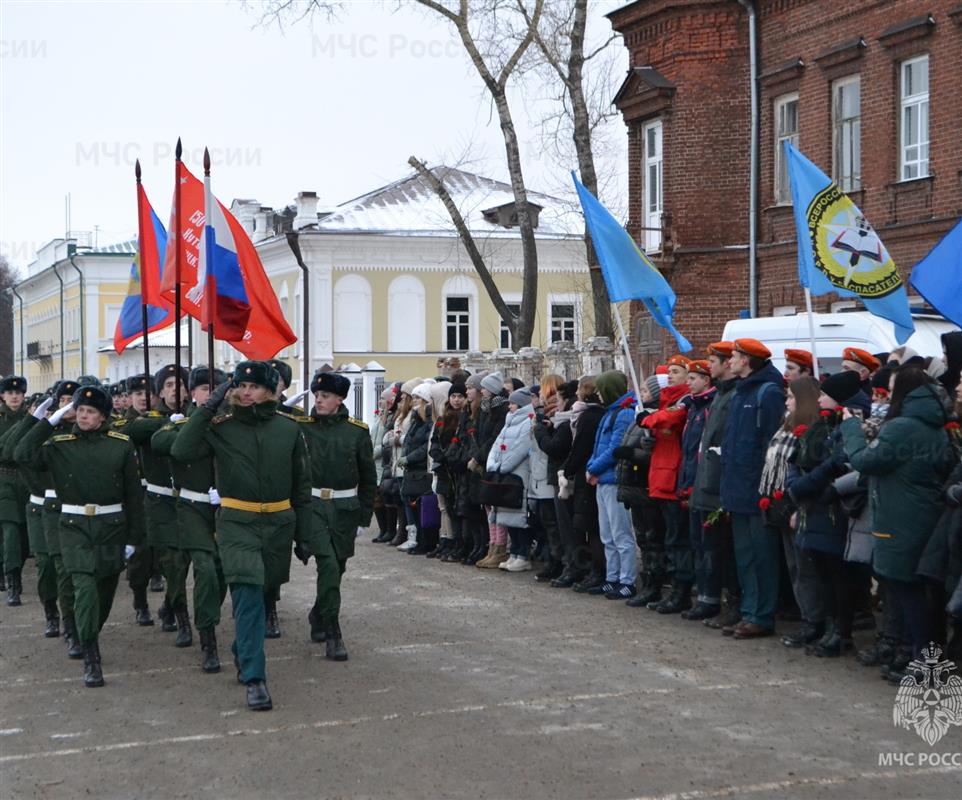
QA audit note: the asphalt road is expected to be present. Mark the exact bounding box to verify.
[1,536,959,800]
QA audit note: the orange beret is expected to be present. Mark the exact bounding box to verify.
[784,348,813,370]
[666,355,691,369]
[655,365,669,375]
[734,338,772,360]
[842,348,880,372]
[688,359,711,376]
[707,341,734,359]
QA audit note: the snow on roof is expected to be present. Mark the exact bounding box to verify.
[314,165,583,238]
[96,323,190,353]
[84,239,137,255]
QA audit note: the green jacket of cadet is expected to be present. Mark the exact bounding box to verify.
[15,417,146,577]
[168,398,312,589]
[0,402,29,526]
[151,405,218,552]
[300,404,378,562]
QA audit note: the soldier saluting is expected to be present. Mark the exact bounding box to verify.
[16,385,145,687]
[170,360,312,712]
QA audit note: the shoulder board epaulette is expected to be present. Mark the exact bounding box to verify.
[46,434,77,444]
[349,418,369,430]
[107,430,131,441]
[295,415,315,423]
[174,418,188,425]
[276,411,300,422]
[111,419,129,428]
[146,411,165,418]
[212,414,233,425]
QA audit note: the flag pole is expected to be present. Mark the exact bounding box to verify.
[204,148,216,387]
[135,159,152,412]
[804,288,820,377]
[174,137,183,411]
[613,302,643,400]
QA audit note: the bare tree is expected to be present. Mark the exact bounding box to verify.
[0,256,20,375]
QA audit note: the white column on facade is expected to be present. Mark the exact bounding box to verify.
[360,360,385,427]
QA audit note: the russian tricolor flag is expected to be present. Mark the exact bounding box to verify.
[114,186,177,354]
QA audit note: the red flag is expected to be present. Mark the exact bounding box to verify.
[161,162,296,359]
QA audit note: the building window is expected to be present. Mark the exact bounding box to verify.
[832,76,861,192]
[642,120,663,252]
[900,55,929,180]
[334,274,372,352]
[774,93,799,204]
[445,296,470,351]
[499,303,521,350]
[388,275,425,352]
[550,303,576,344]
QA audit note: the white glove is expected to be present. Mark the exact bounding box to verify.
[49,402,74,427]
[208,487,221,505]
[169,413,186,423]
[124,545,136,561]
[32,396,54,420]
[283,389,311,408]
[356,526,365,538]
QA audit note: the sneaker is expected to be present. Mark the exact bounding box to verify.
[506,557,532,573]
[397,540,416,552]
[606,583,636,600]
[499,555,518,571]
[587,581,616,596]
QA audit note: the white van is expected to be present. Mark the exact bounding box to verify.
[721,311,959,374]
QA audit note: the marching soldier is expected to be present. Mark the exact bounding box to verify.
[152,366,229,673]
[297,372,377,661]
[16,385,145,687]
[170,360,311,711]
[0,375,29,606]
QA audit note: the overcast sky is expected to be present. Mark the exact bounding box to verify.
[0,0,628,272]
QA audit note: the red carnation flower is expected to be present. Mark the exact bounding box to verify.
[500,444,507,450]
[773,490,784,501]
[620,397,634,409]
[467,428,476,435]
[435,420,444,427]
[946,421,961,431]
[702,521,712,529]
[451,437,460,443]
[819,409,832,418]
[792,424,808,437]
[758,497,771,510]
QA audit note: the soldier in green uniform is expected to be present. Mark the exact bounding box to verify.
[152,366,229,673]
[0,375,29,606]
[17,385,146,687]
[297,372,377,661]
[170,361,311,710]
[122,366,191,640]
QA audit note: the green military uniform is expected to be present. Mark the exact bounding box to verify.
[300,404,377,656]
[17,398,146,686]
[170,385,311,699]
[0,399,29,600]
[152,407,228,670]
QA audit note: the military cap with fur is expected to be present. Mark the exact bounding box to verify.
[77,374,102,387]
[233,360,279,392]
[0,376,27,394]
[55,380,80,399]
[268,359,293,389]
[72,385,112,417]
[189,366,228,392]
[153,364,190,395]
[126,374,150,394]
[311,371,351,398]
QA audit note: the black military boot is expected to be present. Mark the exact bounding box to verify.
[325,621,348,661]
[157,602,177,632]
[149,573,165,592]
[5,570,22,606]
[43,599,61,637]
[174,608,193,647]
[308,607,326,643]
[705,595,741,630]
[628,576,662,607]
[535,561,564,583]
[133,587,153,626]
[63,617,83,659]
[82,640,104,688]
[199,628,221,673]
[650,582,693,614]
[682,602,720,621]
[0,571,5,592]
[781,621,825,649]
[246,680,272,711]
[857,637,897,667]
[265,600,281,639]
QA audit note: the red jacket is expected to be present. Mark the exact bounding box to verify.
[641,383,690,501]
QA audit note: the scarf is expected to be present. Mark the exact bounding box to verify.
[758,428,798,496]
[570,400,598,432]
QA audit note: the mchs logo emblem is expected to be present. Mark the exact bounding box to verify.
[893,642,962,746]
[807,183,903,298]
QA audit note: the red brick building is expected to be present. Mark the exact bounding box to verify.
[608,0,962,370]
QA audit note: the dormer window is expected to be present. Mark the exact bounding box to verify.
[481,202,542,229]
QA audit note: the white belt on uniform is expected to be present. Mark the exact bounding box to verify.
[61,503,124,517]
[145,482,177,497]
[178,488,211,504]
[45,489,58,499]
[311,487,358,500]
[29,494,44,506]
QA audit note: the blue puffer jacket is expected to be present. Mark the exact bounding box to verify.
[677,387,716,493]
[587,392,636,485]
[720,363,786,515]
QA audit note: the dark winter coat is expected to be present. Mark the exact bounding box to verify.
[720,363,786,516]
[564,404,604,522]
[677,387,716,494]
[691,377,737,513]
[533,410,573,488]
[917,461,962,597]
[615,421,655,508]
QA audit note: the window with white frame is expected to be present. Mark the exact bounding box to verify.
[774,93,799,204]
[445,296,470,351]
[642,120,663,252]
[833,75,861,192]
[549,303,576,344]
[499,303,521,350]
[900,55,929,180]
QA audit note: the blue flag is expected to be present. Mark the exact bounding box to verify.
[910,218,962,328]
[572,173,691,352]
[785,142,915,344]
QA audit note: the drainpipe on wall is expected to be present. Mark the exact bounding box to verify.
[737,0,759,318]
[9,285,25,375]
[67,250,86,374]
[52,262,66,376]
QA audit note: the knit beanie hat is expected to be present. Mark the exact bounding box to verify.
[448,382,467,398]
[644,375,662,405]
[508,387,533,408]
[595,370,628,405]
[480,372,504,395]
[465,371,488,390]
[411,383,433,403]
[400,377,423,395]
[821,370,863,405]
